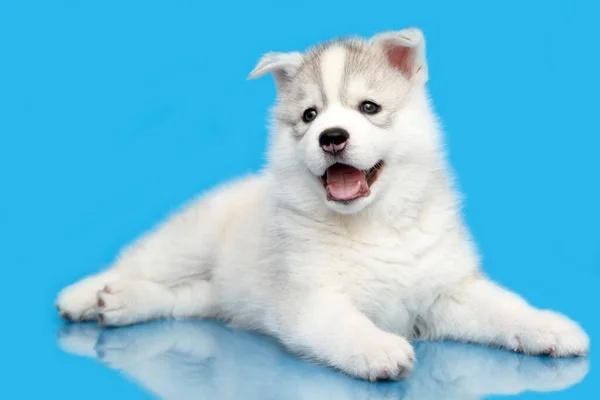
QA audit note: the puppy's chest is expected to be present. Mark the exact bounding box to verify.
[312,227,441,335]
[309,224,438,292]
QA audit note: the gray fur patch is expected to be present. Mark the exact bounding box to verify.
[275,37,410,133]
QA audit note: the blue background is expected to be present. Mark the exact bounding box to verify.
[1,0,598,398]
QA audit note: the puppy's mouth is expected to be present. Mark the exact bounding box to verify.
[319,161,385,202]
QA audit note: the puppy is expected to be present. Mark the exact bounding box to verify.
[56,27,589,381]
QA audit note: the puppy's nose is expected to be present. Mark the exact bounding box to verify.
[319,128,349,154]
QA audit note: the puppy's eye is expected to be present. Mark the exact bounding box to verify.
[360,101,381,115]
[302,108,318,123]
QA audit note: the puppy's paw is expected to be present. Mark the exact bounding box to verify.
[56,278,103,322]
[96,280,172,327]
[507,311,589,357]
[343,332,415,381]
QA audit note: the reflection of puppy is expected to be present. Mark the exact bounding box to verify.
[58,321,589,400]
[56,26,588,381]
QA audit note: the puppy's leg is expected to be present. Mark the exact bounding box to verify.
[56,194,220,323]
[424,277,589,357]
[96,279,214,327]
[277,292,415,381]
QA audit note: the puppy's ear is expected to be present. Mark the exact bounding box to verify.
[370,28,428,84]
[247,51,304,89]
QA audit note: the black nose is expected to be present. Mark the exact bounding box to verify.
[319,128,349,154]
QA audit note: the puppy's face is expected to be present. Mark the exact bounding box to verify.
[250,29,434,215]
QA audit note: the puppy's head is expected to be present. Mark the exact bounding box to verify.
[250,28,440,215]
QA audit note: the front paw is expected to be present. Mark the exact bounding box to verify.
[507,311,589,357]
[342,332,415,381]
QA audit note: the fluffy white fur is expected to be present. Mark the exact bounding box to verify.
[56,27,589,381]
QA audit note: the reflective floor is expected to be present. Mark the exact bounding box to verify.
[57,319,590,399]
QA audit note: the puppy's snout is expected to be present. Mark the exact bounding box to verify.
[319,128,349,154]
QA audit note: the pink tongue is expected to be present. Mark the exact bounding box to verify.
[326,164,369,201]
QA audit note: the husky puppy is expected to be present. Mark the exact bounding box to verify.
[56,28,589,381]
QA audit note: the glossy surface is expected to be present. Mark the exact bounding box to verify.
[1,0,599,399]
[58,320,589,399]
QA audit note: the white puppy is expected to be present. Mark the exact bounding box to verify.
[56,27,589,381]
